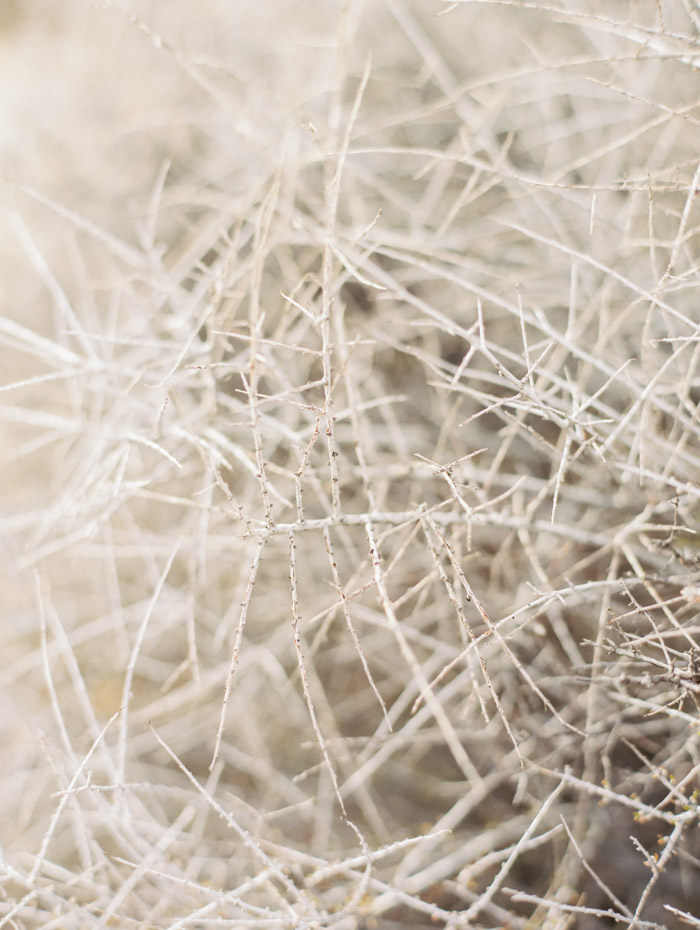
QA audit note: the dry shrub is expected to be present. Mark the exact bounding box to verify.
[2,1,700,928]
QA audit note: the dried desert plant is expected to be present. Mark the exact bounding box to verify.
[2,1,700,928]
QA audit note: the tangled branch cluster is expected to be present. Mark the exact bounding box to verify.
[2,1,700,928]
